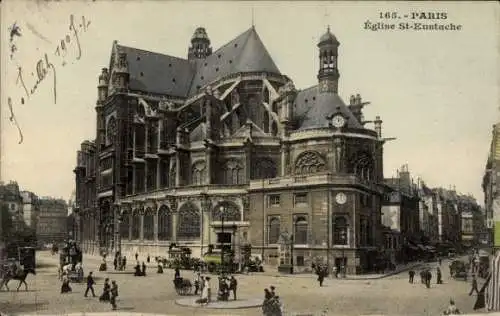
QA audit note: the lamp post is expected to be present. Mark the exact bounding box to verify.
[232,224,237,272]
[341,230,347,278]
[220,205,225,273]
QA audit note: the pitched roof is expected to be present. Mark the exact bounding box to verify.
[116,45,195,97]
[114,27,280,98]
[293,85,362,130]
[187,27,281,96]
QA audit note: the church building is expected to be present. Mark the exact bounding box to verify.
[74,25,389,274]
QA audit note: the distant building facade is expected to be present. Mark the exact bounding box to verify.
[381,165,420,263]
[459,195,484,249]
[20,191,40,229]
[0,181,24,231]
[483,123,500,247]
[36,198,68,245]
[74,26,392,274]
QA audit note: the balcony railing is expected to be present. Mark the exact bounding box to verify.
[249,173,380,191]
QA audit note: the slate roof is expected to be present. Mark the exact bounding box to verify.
[188,27,281,96]
[117,45,195,97]
[293,85,362,130]
[113,26,280,98]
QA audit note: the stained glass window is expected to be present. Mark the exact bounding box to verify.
[143,208,155,240]
[268,216,280,244]
[120,210,130,240]
[333,216,348,245]
[212,201,241,221]
[131,210,141,240]
[177,203,201,240]
[157,205,172,240]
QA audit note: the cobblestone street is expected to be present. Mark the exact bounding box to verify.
[0,251,485,315]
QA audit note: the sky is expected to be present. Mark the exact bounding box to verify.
[1,1,498,205]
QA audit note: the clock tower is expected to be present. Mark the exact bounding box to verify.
[317,26,340,94]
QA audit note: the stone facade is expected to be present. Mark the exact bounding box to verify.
[74,26,389,274]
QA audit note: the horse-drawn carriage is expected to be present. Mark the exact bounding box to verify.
[173,277,193,295]
[59,241,84,283]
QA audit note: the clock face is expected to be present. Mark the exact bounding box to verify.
[332,115,346,128]
[336,192,347,205]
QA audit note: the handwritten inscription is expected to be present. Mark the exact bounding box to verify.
[8,22,22,60]
[7,14,91,144]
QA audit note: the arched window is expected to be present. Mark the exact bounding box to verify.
[251,158,277,180]
[333,216,348,245]
[192,161,206,185]
[268,216,280,244]
[294,151,326,175]
[294,216,308,245]
[350,152,374,181]
[131,209,141,240]
[212,201,241,221]
[143,208,155,240]
[177,203,201,240]
[120,209,130,240]
[157,205,172,240]
[223,159,243,185]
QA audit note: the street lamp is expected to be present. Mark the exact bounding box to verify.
[232,224,237,272]
[220,205,225,273]
[341,230,347,278]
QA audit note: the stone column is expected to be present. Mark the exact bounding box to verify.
[172,213,178,242]
[175,154,181,186]
[140,215,144,241]
[154,212,159,242]
[156,160,161,189]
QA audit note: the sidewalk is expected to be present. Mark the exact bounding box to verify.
[256,261,426,280]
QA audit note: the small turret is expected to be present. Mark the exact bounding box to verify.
[188,27,212,60]
[317,26,340,94]
[97,68,109,104]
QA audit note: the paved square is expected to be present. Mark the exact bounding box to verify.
[0,251,484,315]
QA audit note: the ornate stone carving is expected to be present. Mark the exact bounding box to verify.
[278,81,296,95]
[117,52,128,69]
[242,196,249,212]
[167,197,178,212]
[294,151,327,175]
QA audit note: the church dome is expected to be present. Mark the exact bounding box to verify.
[191,27,210,43]
[318,26,339,45]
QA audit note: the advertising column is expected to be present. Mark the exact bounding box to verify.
[493,198,500,249]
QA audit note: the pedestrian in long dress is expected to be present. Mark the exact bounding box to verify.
[437,267,443,284]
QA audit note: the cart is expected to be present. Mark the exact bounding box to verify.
[173,277,193,295]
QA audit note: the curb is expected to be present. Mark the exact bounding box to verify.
[266,263,426,281]
[175,297,262,309]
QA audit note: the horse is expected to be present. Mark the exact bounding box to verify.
[0,268,36,291]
